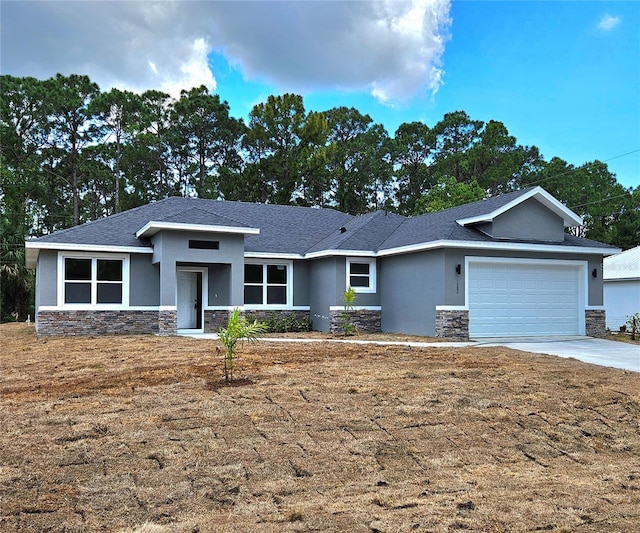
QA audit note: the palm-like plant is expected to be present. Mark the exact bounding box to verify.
[218,309,267,383]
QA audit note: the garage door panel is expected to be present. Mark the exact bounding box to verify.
[468,261,582,337]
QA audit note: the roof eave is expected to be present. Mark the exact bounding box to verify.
[376,239,620,258]
[24,241,154,269]
[136,221,260,238]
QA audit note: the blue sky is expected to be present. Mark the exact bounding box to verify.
[211,2,640,189]
[2,1,639,188]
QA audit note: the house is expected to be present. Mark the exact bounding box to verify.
[25,186,618,339]
[603,246,640,331]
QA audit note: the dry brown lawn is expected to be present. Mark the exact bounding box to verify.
[1,323,639,532]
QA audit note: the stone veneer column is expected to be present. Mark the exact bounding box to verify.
[585,309,606,338]
[329,309,381,334]
[158,309,177,336]
[435,309,469,340]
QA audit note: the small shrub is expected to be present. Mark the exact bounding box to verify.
[245,312,312,333]
[626,313,640,340]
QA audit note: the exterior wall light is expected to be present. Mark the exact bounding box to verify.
[456,264,461,275]
[592,268,597,278]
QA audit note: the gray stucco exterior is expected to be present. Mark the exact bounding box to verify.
[477,198,566,242]
[309,257,340,332]
[151,230,246,308]
[380,250,445,336]
[26,187,617,338]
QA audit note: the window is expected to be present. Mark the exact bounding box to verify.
[188,239,219,250]
[244,263,290,306]
[62,256,126,305]
[346,258,376,293]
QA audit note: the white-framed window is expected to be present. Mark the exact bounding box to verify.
[346,258,376,293]
[244,261,292,306]
[59,253,129,306]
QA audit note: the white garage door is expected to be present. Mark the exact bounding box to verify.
[468,260,582,338]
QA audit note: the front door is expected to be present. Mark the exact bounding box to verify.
[177,271,202,330]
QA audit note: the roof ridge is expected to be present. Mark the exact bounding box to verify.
[302,214,357,253]
[332,211,383,249]
[378,213,416,250]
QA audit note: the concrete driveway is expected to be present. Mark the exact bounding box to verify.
[474,336,640,373]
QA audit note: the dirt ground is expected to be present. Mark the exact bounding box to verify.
[1,323,639,533]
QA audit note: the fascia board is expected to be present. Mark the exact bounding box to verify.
[376,239,620,257]
[304,249,377,259]
[25,241,153,253]
[136,221,260,238]
[244,252,305,260]
[456,187,583,228]
[25,241,153,268]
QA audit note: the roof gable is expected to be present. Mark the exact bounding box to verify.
[456,186,583,228]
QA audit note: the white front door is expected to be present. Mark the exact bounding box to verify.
[177,271,199,330]
[468,260,583,338]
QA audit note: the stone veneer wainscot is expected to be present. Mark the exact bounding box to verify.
[329,309,382,334]
[37,310,161,336]
[435,309,469,340]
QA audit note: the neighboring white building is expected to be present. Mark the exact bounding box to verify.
[604,246,640,331]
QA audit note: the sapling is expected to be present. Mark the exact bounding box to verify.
[218,309,267,383]
[341,286,357,335]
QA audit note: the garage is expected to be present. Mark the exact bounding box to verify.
[467,258,585,338]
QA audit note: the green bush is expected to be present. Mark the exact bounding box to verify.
[244,312,312,333]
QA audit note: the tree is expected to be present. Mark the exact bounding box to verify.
[0,213,33,321]
[218,309,267,383]
[296,110,331,207]
[0,76,49,319]
[611,186,640,249]
[523,158,631,242]
[241,93,307,204]
[431,110,484,184]
[91,89,144,213]
[467,120,543,195]
[0,75,50,232]
[44,74,100,226]
[414,176,485,214]
[392,121,436,214]
[323,107,393,214]
[171,86,245,199]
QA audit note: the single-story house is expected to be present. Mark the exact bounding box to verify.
[25,186,618,339]
[603,245,640,331]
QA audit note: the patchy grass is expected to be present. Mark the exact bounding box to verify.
[606,331,640,345]
[1,322,639,532]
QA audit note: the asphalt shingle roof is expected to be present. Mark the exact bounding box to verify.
[28,189,615,255]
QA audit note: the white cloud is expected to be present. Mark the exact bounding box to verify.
[0,0,451,104]
[598,14,621,31]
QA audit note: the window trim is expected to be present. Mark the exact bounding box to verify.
[243,260,293,308]
[346,257,376,294]
[57,252,130,308]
